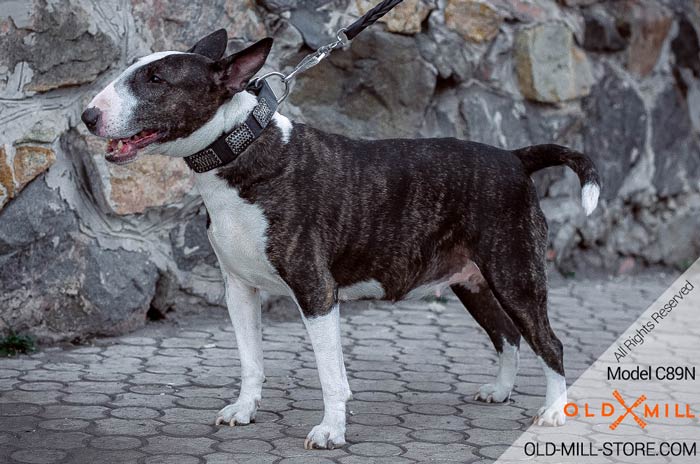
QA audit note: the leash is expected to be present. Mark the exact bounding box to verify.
[249,0,405,104]
[184,0,404,173]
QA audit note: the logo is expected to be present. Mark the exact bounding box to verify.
[610,390,646,430]
[564,390,695,429]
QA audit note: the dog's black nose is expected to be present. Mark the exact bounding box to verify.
[81,107,101,132]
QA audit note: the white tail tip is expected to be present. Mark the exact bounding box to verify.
[581,182,600,216]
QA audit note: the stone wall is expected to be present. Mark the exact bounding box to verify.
[1,0,699,341]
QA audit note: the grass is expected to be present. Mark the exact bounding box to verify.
[0,330,36,357]
[678,259,694,272]
[422,294,449,304]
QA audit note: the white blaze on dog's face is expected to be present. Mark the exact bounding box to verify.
[81,30,273,165]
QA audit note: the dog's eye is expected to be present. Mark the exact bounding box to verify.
[149,74,164,84]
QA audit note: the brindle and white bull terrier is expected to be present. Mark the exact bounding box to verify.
[82,29,601,449]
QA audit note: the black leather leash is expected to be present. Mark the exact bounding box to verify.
[344,0,404,40]
[184,0,404,173]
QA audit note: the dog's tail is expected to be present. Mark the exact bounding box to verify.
[513,144,601,216]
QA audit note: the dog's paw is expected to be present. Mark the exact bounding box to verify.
[474,383,512,403]
[303,421,346,450]
[214,399,258,426]
[533,403,566,427]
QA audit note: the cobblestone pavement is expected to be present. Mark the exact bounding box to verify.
[0,274,675,464]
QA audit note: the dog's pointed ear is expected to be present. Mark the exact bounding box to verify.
[216,38,274,93]
[188,29,228,60]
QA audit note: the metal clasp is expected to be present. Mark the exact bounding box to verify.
[284,29,348,83]
[252,29,349,105]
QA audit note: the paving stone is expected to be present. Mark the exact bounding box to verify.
[0,390,61,404]
[0,415,42,432]
[37,419,90,431]
[143,455,201,464]
[0,278,667,463]
[347,442,403,457]
[18,382,64,391]
[41,405,108,420]
[111,393,178,409]
[205,452,277,463]
[0,402,42,416]
[68,448,145,463]
[401,441,477,462]
[348,413,401,426]
[89,435,143,450]
[277,457,338,464]
[93,418,162,436]
[142,435,216,455]
[217,438,274,453]
[161,422,214,437]
[0,368,20,378]
[109,406,161,419]
[409,428,466,444]
[63,392,112,405]
[17,431,90,450]
[10,449,67,464]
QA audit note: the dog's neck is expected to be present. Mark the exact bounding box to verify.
[185,90,293,199]
[152,91,260,159]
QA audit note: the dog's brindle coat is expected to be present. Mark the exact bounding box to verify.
[82,30,601,449]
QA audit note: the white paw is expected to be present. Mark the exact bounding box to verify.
[214,399,259,426]
[533,403,566,427]
[304,421,346,450]
[474,383,512,403]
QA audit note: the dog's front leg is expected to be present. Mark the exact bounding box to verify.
[301,304,352,449]
[215,274,265,426]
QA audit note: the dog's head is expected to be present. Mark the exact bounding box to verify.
[82,30,273,164]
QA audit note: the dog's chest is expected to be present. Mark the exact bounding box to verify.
[195,173,288,294]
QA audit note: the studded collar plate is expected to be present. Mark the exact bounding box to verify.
[184,81,279,173]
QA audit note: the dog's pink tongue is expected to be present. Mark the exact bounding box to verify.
[120,141,136,156]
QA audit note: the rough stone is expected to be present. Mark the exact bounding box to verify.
[0,0,119,95]
[444,0,504,43]
[651,86,700,197]
[559,0,600,5]
[170,206,218,272]
[490,0,550,23]
[103,156,194,216]
[289,29,436,139]
[73,131,195,215]
[0,0,698,337]
[514,23,594,103]
[13,145,56,187]
[582,5,630,52]
[130,0,266,51]
[0,178,158,341]
[459,84,530,149]
[0,147,14,208]
[582,72,647,200]
[356,0,434,35]
[610,0,673,76]
[672,17,700,78]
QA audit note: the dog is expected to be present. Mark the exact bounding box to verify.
[82,29,600,449]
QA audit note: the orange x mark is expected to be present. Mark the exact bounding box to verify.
[610,390,647,430]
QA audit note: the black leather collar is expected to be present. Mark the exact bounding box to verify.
[184,81,279,173]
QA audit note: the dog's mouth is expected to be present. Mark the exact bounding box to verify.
[105,130,165,165]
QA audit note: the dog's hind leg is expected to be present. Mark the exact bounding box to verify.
[214,274,265,426]
[452,283,521,403]
[477,211,567,426]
